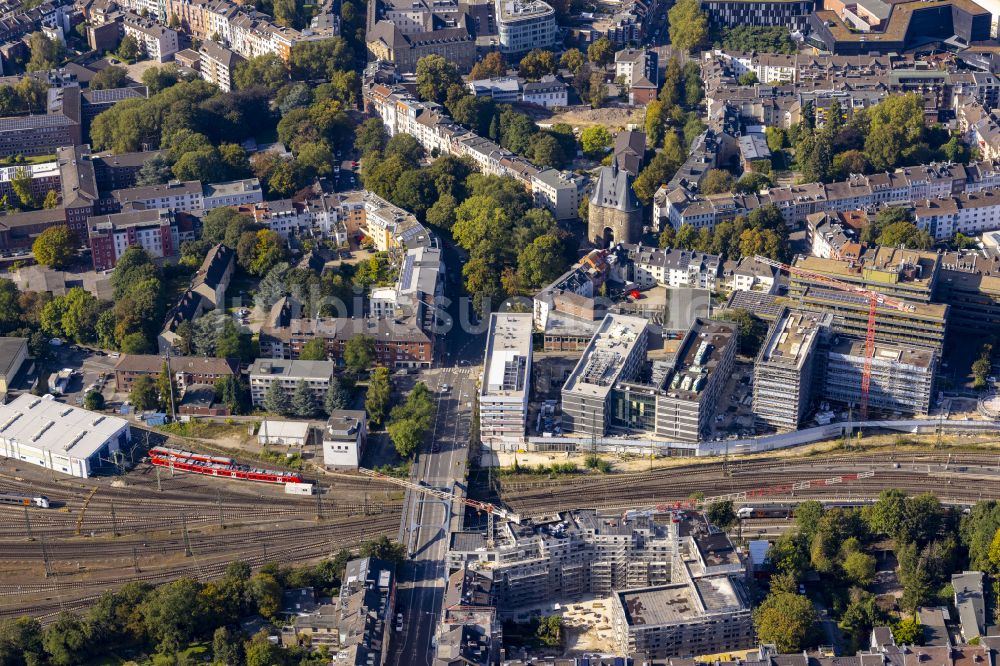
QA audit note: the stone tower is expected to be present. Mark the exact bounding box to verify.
[588,163,642,248]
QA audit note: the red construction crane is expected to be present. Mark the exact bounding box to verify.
[358,468,520,548]
[754,255,915,419]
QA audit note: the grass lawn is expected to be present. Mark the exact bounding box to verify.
[0,154,56,166]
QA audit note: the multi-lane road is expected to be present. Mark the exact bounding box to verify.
[390,362,477,665]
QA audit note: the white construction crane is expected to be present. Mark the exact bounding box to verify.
[358,468,521,549]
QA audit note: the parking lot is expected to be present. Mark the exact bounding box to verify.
[44,343,119,407]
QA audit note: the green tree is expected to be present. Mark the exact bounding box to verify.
[365,367,393,427]
[325,375,351,413]
[27,31,64,71]
[876,221,933,250]
[355,117,387,156]
[83,390,105,410]
[42,189,59,209]
[130,375,158,411]
[765,127,786,153]
[736,172,772,194]
[291,378,318,417]
[117,34,141,62]
[90,65,129,90]
[11,169,34,208]
[843,550,877,587]
[415,55,461,103]
[120,332,153,354]
[517,233,570,289]
[668,0,708,52]
[634,132,685,202]
[892,616,923,645]
[581,125,612,157]
[700,169,735,194]
[344,335,376,375]
[560,48,585,76]
[263,379,290,415]
[388,418,423,457]
[0,616,45,666]
[519,49,558,80]
[536,615,562,647]
[794,501,825,542]
[864,94,926,171]
[359,536,406,563]
[707,500,736,529]
[753,592,818,652]
[249,573,283,619]
[973,344,993,390]
[738,71,759,86]
[587,38,614,67]
[140,578,204,652]
[299,338,327,361]
[214,375,248,415]
[589,70,607,108]
[32,225,76,268]
[215,318,246,360]
[156,360,175,415]
[41,612,90,666]
[234,54,288,91]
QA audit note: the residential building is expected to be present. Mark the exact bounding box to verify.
[479,313,532,443]
[722,256,778,292]
[88,208,181,271]
[190,243,234,310]
[366,0,476,73]
[753,308,832,431]
[122,11,179,61]
[738,132,771,171]
[495,0,558,54]
[468,77,522,102]
[530,168,584,221]
[521,75,567,107]
[806,211,862,260]
[114,355,238,394]
[198,40,243,92]
[258,420,311,446]
[614,129,646,177]
[561,313,649,437]
[92,149,163,191]
[322,410,367,469]
[914,189,1000,240]
[0,394,131,478]
[624,245,721,290]
[0,337,27,399]
[589,164,642,247]
[112,180,204,213]
[615,48,653,87]
[362,192,432,252]
[283,557,395,664]
[953,572,986,642]
[202,178,263,209]
[533,250,613,351]
[247,359,336,407]
[824,338,936,415]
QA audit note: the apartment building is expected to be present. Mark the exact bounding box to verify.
[113,180,203,212]
[364,81,584,223]
[88,208,183,270]
[122,11,179,61]
[448,509,753,659]
[190,243,234,309]
[114,355,239,393]
[495,0,558,54]
[247,359,335,407]
[806,211,863,260]
[914,189,1000,240]
[533,250,612,351]
[825,339,936,415]
[530,168,584,221]
[615,48,658,87]
[623,245,721,290]
[0,161,60,204]
[362,192,431,252]
[753,309,832,431]
[561,314,649,437]
[198,40,244,92]
[202,178,263,209]
[479,313,532,444]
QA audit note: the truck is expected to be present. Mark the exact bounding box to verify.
[47,368,74,395]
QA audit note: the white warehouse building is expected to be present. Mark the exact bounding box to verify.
[479,312,533,444]
[0,394,131,478]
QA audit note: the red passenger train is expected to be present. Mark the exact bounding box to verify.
[148,446,304,484]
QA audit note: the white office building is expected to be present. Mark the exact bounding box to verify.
[495,0,559,54]
[479,313,533,443]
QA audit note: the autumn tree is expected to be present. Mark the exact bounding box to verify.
[32,226,76,268]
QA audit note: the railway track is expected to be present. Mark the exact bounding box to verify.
[499,457,1000,516]
[0,512,402,622]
